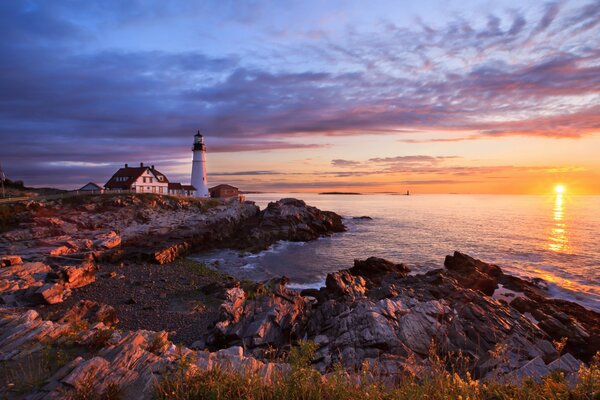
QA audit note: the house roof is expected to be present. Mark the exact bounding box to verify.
[168,182,183,190]
[182,185,196,191]
[79,182,102,190]
[104,166,169,189]
[209,184,238,191]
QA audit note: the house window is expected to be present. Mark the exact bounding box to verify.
[159,187,163,193]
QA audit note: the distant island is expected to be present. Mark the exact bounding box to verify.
[318,191,361,195]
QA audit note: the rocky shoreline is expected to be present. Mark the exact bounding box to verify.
[0,194,598,398]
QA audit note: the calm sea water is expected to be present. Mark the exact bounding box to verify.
[192,193,600,312]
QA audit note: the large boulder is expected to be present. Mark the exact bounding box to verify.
[349,257,410,284]
[59,259,97,288]
[444,252,502,295]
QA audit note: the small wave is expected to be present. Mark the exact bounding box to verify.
[241,263,258,270]
[287,279,326,290]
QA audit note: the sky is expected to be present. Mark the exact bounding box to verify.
[1,0,599,194]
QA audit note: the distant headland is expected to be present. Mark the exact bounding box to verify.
[318,191,361,195]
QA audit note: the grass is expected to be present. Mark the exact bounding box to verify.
[201,198,222,212]
[0,203,26,233]
[65,374,121,400]
[154,341,600,400]
[0,341,84,394]
[181,258,228,279]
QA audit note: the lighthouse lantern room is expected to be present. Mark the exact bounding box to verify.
[190,131,209,197]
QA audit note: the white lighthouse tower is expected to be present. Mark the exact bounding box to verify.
[191,131,209,197]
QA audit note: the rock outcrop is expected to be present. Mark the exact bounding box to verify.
[0,305,286,399]
[0,195,345,265]
[0,257,98,306]
[210,252,599,382]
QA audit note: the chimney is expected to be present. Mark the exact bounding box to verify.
[140,162,144,167]
[151,165,155,169]
[125,163,128,168]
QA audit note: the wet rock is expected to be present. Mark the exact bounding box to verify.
[352,216,373,220]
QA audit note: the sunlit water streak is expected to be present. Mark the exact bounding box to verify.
[191,194,600,311]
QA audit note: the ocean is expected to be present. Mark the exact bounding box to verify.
[191,193,600,312]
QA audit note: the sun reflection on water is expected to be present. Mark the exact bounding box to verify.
[548,192,569,253]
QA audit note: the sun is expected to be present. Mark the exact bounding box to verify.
[554,185,566,194]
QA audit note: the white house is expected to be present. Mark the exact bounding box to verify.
[104,163,169,194]
[168,183,196,197]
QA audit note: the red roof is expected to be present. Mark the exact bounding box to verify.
[168,182,183,190]
[209,184,238,191]
[104,166,169,189]
[182,185,196,191]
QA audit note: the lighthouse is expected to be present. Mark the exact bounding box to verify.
[190,131,209,197]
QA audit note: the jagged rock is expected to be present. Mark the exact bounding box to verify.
[50,245,73,256]
[212,288,307,352]
[0,196,343,266]
[0,255,23,267]
[93,230,122,249]
[220,287,246,322]
[211,253,599,382]
[153,242,190,264]
[0,309,287,399]
[349,257,409,284]
[325,271,367,299]
[444,251,502,295]
[36,282,71,304]
[547,353,582,374]
[60,259,97,288]
[508,356,549,383]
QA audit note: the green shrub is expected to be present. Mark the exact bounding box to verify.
[182,259,226,279]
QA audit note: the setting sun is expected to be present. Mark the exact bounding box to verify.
[555,185,566,194]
